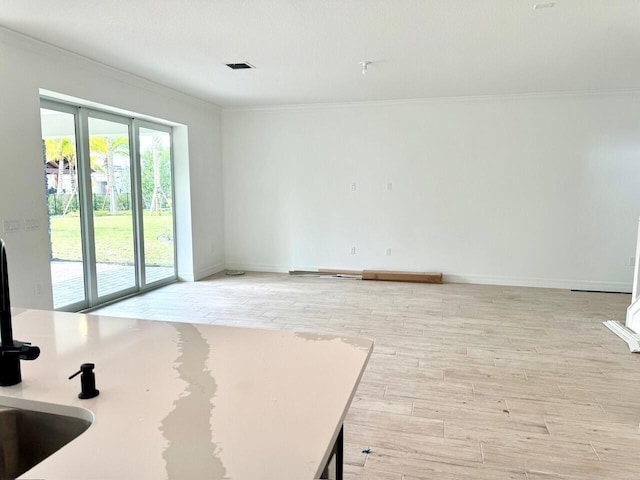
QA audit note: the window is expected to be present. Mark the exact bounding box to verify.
[40,100,176,310]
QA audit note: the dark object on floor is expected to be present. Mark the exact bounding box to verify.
[226,270,245,276]
[571,289,630,294]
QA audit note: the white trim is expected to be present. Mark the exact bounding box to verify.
[224,263,290,274]
[626,297,640,334]
[194,263,226,281]
[223,88,640,113]
[444,274,631,292]
[178,263,226,282]
[178,272,195,282]
[632,216,640,302]
[603,321,640,353]
[218,266,633,291]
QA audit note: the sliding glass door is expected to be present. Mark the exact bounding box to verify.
[87,114,137,299]
[41,106,88,309]
[137,123,175,286]
[40,100,176,311]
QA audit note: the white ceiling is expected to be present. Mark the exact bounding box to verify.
[1,1,639,107]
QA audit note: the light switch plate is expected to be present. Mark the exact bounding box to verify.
[3,220,21,233]
[24,219,40,231]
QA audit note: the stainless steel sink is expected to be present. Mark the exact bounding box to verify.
[0,403,92,479]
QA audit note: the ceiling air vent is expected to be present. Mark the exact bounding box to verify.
[226,62,254,70]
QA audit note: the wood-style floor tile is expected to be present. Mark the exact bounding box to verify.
[93,272,636,480]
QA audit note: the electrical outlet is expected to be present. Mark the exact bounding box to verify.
[350,246,356,255]
[350,182,357,192]
[630,256,636,267]
[2,220,20,233]
[386,182,393,191]
[35,284,43,296]
[385,248,392,256]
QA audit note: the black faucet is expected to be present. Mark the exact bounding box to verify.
[0,239,40,386]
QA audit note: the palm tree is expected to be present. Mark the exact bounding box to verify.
[44,137,78,214]
[90,136,129,215]
[148,135,169,215]
[45,137,75,191]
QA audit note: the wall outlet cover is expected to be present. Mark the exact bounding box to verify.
[2,220,21,233]
[24,219,40,231]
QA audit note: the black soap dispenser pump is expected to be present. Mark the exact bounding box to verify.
[69,363,100,399]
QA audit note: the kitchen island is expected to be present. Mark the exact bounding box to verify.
[2,309,372,479]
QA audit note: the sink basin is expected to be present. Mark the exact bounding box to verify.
[0,399,92,480]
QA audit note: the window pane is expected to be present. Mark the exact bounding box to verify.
[40,108,87,309]
[87,117,136,297]
[139,127,175,284]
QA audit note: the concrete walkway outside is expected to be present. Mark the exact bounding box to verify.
[51,261,174,309]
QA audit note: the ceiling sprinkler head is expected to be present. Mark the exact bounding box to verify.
[360,61,371,75]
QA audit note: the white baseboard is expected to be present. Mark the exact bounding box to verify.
[211,264,634,292]
[194,263,226,281]
[445,274,632,292]
[223,263,290,274]
[178,263,226,282]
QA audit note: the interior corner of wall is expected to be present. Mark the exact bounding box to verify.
[193,263,225,281]
[171,124,196,283]
[177,271,195,282]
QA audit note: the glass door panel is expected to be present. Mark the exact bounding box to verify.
[139,126,175,284]
[87,116,137,298]
[40,107,87,309]
[42,99,176,311]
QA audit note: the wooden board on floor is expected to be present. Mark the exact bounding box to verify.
[362,270,442,284]
[319,268,364,275]
[288,269,363,279]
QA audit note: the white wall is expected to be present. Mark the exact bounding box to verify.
[2,26,638,306]
[222,93,640,291]
[0,28,225,308]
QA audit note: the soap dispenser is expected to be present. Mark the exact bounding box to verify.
[69,363,100,399]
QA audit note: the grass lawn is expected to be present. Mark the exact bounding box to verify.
[50,213,174,266]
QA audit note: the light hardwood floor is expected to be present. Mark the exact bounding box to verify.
[94,272,639,479]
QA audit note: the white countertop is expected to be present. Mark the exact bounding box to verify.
[2,309,372,479]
